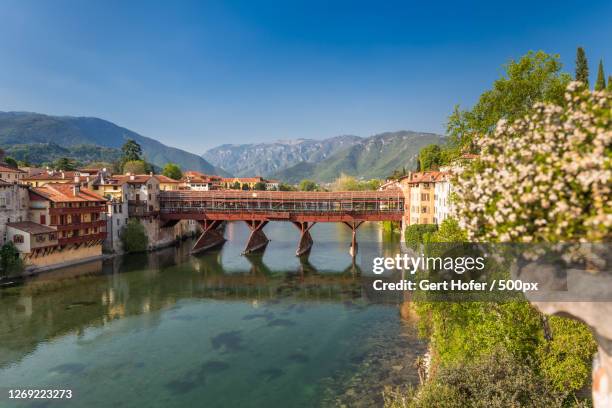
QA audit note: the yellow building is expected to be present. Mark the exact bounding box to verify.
[399,171,445,225]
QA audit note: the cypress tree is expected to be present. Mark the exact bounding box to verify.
[575,47,589,86]
[607,75,612,92]
[595,59,606,91]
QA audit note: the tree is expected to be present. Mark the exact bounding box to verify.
[418,144,442,171]
[455,82,610,243]
[162,163,182,180]
[120,219,149,253]
[608,75,612,92]
[448,51,571,151]
[575,46,589,86]
[231,181,241,190]
[122,160,148,175]
[278,183,296,191]
[298,179,318,191]
[53,157,77,171]
[253,181,267,191]
[0,242,24,276]
[595,59,606,91]
[241,183,250,190]
[121,139,143,162]
[4,157,18,169]
[0,148,5,162]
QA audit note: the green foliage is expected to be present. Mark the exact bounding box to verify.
[278,182,296,191]
[231,181,241,190]
[404,224,438,249]
[447,51,571,151]
[52,157,77,171]
[423,218,467,243]
[1,143,122,168]
[384,347,564,408]
[241,184,250,190]
[119,219,149,253]
[253,182,267,191]
[122,160,149,175]
[4,156,18,168]
[575,47,589,86]
[537,316,597,392]
[298,179,318,191]
[595,59,606,91]
[121,139,143,163]
[331,174,381,191]
[418,144,442,170]
[0,242,24,276]
[608,75,612,92]
[162,163,182,180]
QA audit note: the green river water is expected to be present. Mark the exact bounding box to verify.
[0,222,426,408]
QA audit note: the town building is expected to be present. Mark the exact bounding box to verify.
[112,174,160,218]
[154,175,182,191]
[433,172,453,225]
[88,173,129,253]
[20,183,107,267]
[0,180,30,245]
[183,172,222,191]
[0,164,27,183]
[22,170,94,188]
[221,176,274,190]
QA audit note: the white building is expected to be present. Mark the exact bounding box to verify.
[433,172,453,225]
[0,181,30,245]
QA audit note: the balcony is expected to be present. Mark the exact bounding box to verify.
[52,220,106,231]
[50,205,106,215]
[58,232,106,246]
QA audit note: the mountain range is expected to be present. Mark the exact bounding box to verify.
[0,111,446,182]
[203,131,446,182]
[0,112,226,175]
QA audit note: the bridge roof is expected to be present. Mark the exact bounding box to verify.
[160,190,404,200]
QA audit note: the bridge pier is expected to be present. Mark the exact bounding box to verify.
[292,222,316,257]
[243,220,269,254]
[343,221,364,258]
[192,220,226,253]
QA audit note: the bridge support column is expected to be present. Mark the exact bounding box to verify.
[192,220,226,254]
[343,221,364,258]
[292,222,316,257]
[243,220,269,254]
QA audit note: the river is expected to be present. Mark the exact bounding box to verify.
[0,222,426,408]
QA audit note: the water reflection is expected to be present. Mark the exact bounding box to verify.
[0,222,422,408]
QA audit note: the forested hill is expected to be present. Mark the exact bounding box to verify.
[0,111,227,174]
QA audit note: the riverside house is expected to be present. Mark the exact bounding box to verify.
[21,183,107,267]
[0,180,30,245]
[0,163,27,183]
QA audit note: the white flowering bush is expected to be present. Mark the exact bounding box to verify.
[455,83,611,243]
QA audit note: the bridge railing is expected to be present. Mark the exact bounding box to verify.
[159,190,405,213]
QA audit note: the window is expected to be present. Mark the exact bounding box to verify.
[13,234,24,244]
[40,214,46,224]
[36,235,46,243]
[49,233,57,240]
[117,218,120,226]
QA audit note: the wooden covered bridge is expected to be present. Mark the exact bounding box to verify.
[159,190,405,256]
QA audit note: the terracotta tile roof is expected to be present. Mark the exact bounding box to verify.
[400,171,451,184]
[113,174,154,185]
[31,183,107,202]
[23,171,79,181]
[222,177,264,183]
[154,175,181,183]
[0,164,26,173]
[7,221,57,234]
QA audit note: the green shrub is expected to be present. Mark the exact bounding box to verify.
[405,224,437,249]
[385,348,565,408]
[120,219,149,253]
[0,242,24,276]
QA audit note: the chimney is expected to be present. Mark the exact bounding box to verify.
[130,174,135,181]
[149,172,153,176]
[61,171,65,179]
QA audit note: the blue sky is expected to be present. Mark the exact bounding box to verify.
[1,0,610,152]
